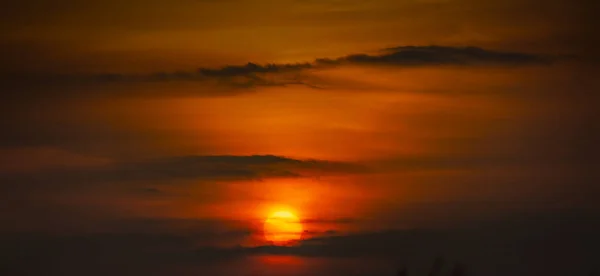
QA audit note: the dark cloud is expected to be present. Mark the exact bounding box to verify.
[198,62,313,77]
[0,154,368,186]
[126,154,368,180]
[322,46,550,66]
[3,212,598,276]
[301,218,358,225]
[208,212,600,275]
[148,46,550,79]
[194,46,548,82]
[0,46,550,93]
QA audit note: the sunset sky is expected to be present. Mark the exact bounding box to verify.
[1,1,598,275]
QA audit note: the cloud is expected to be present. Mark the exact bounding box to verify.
[198,62,313,77]
[121,154,367,180]
[199,213,600,276]
[145,46,550,83]
[301,217,358,225]
[2,212,598,275]
[0,154,368,186]
[0,46,550,92]
[321,45,550,66]
[191,46,548,86]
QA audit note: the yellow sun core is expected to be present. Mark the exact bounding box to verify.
[264,210,303,244]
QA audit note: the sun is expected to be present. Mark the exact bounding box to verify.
[264,210,303,244]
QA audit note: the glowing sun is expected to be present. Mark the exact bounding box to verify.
[264,210,303,244]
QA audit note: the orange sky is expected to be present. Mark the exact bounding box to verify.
[4,62,594,237]
[0,1,598,273]
[1,1,598,275]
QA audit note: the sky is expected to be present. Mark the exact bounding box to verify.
[1,0,599,275]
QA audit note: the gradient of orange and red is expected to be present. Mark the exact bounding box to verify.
[1,1,598,276]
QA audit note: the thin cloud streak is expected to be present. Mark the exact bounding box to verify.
[1,45,551,88]
[0,154,368,186]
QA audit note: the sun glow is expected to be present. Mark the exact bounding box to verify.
[264,210,303,244]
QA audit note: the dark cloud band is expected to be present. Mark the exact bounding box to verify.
[1,45,551,90]
[0,154,368,187]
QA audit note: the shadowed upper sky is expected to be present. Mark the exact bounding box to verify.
[1,0,598,275]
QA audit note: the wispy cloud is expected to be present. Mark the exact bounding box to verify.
[1,45,551,90]
[198,62,313,77]
[0,154,368,186]
[319,45,549,66]
[117,46,551,85]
